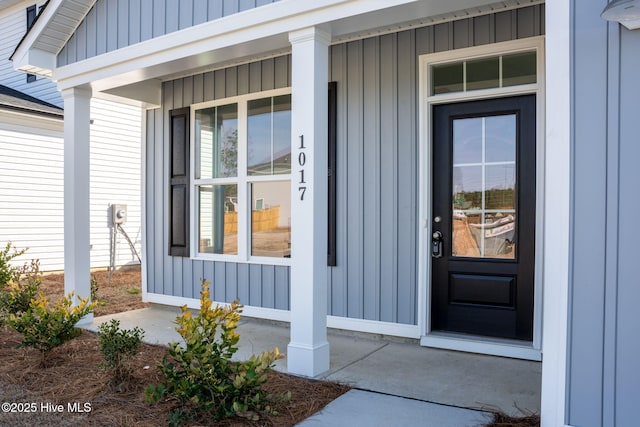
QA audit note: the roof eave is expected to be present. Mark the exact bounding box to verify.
[10,0,96,78]
[12,48,56,78]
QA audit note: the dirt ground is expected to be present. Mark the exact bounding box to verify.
[39,265,148,317]
[0,266,350,426]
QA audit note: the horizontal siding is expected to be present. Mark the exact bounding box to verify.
[327,5,544,325]
[0,98,142,272]
[0,1,62,107]
[146,56,291,308]
[0,123,65,270]
[57,0,281,66]
[88,98,143,270]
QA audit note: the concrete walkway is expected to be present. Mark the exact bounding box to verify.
[85,305,541,426]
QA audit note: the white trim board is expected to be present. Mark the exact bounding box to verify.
[421,334,542,361]
[144,293,420,338]
[144,292,291,323]
[417,37,546,359]
[540,1,571,426]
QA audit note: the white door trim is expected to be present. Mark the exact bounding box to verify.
[417,37,545,361]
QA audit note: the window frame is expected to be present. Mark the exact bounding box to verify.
[190,87,292,266]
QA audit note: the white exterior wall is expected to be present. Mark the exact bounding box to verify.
[0,98,142,271]
[1,1,143,271]
[88,98,142,269]
[0,112,65,270]
[0,1,62,107]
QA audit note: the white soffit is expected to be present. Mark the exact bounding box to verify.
[331,0,545,44]
[47,0,544,95]
[33,0,95,55]
[11,0,95,76]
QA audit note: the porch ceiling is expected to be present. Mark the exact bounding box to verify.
[14,0,544,105]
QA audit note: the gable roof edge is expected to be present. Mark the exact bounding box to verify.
[11,0,96,77]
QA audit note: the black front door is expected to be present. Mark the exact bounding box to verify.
[431,95,536,341]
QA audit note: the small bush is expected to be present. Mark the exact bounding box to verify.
[0,242,26,288]
[146,280,286,425]
[90,275,107,307]
[0,255,41,325]
[98,319,145,386]
[8,291,96,358]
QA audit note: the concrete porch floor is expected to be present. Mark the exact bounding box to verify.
[85,304,541,425]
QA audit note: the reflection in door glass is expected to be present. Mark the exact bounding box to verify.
[452,114,516,259]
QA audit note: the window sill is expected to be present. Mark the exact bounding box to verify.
[190,254,292,267]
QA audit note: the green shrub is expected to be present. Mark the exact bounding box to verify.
[0,257,41,325]
[0,242,26,288]
[146,280,286,425]
[7,291,96,358]
[98,319,145,385]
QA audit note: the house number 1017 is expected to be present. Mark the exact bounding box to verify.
[298,135,307,201]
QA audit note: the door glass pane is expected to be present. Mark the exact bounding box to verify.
[485,115,516,163]
[251,181,291,258]
[453,118,483,164]
[195,103,238,179]
[199,184,238,255]
[452,115,516,259]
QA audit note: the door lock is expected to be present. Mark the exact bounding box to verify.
[432,230,443,258]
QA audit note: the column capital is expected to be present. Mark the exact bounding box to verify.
[289,25,332,46]
[60,86,92,100]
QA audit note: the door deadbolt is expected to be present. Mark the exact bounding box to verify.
[432,230,443,258]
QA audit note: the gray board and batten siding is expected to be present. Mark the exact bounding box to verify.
[567,1,640,425]
[57,0,281,67]
[145,5,544,324]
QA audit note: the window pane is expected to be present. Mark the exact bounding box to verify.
[502,51,536,87]
[199,185,238,255]
[248,95,291,176]
[251,181,291,258]
[432,63,463,95]
[196,104,238,179]
[466,57,499,91]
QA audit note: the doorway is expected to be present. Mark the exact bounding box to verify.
[430,95,536,341]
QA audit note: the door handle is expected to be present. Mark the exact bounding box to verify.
[432,231,443,258]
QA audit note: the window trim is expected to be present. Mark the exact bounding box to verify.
[190,87,292,266]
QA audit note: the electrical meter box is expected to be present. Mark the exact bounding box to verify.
[111,204,127,225]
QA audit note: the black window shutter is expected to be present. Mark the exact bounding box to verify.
[327,82,337,266]
[169,107,190,257]
[26,6,37,83]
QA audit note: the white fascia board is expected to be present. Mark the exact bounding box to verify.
[54,0,419,91]
[12,48,57,77]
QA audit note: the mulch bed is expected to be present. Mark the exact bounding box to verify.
[1,266,350,426]
[0,327,350,426]
[482,409,540,426]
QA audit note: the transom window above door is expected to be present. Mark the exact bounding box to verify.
[431,50,537,95]
[192,90,292,263]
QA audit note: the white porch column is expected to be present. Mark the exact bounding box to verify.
[62,87,92,324]
[287,26,331,377]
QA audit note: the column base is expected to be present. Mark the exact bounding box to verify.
[76,312,94,326]
[287,340,330,377]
